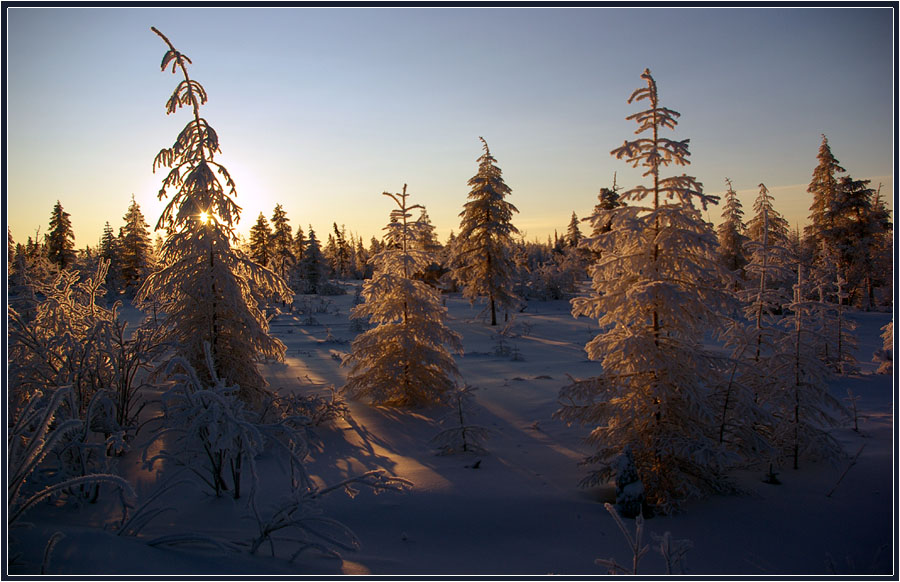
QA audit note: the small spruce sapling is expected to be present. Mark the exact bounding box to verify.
[613,446,644,519]
[343,185,463,407]
[431,385,490,455]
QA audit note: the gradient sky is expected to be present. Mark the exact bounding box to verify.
[6,6,895,248]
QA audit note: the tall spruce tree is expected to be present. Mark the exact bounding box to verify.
[249,212,272,267]
[716,178,748,277]
[566,212,583,248]
[343,185,462,407]
[270,204,294,281]
[556,69,734,512]
[452,137,521,325]
[47,200,76,271]
[136,27,290,405]
[804,135,845,270]
[120,194,153,291]
[298,226,327,294]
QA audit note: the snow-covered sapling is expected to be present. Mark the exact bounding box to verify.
[343,185,462,407]
[431,385,490,455]
[614,446,644,519]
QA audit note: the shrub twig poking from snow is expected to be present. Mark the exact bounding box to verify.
[246,470,413,561]
[595,503,649,575]
[595,502,693,575]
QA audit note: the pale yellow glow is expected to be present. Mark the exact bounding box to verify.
[198,211,210,225]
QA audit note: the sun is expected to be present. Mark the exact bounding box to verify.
[198,211,210,225]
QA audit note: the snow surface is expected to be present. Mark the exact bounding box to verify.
[10,286,895,576]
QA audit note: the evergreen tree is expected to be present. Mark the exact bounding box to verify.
[452,137,521,325]
[344,185,462,407]
[566,212,583,248]
[716,178,748,277]
[768,267,845,470]
[270,204,294,281]
[298,226,327,294]
[804,135,845,269]
[293,224,306,260]
[119,194,153,291]
[556,69,734,512]
[99,221,123,298]
[826,176,881,307]
[591,180,623,238]
[137,28,290,405]
[47,200,76,271]
[332,223,351,279]
[249,212,272,267]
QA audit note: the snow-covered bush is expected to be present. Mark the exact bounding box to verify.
[8,387,133,569]
[613,446,644,519]
[8,261,116,414]
[142,347,309,499]
[343,185,463,407]
[431,385,490,455]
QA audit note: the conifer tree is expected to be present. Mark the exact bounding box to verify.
[768,267,845,470]
[344,185,462,407]
[119,194,153,291]
[99,221,123,298]
[591,179,623,238]
[826,176,881,307]
[452,137,521,325]
[137,27,290,405]
[804,135,845,269]
[556,69,734,512]
[332,222,351,279]
[298,226,327,294]
[716,178,748,276]
[566,212,583,248]
[269,204,294,281]
[249,212,272,267]
[293,224,306,260]
[47,200,76,271]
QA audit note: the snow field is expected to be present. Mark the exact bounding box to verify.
[11,286,894,575]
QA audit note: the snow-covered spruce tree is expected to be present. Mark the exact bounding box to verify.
[296,226,328,294]
[99,221,124,299]
[613,446,644,518]
[716,186,793,462]
[137,28,290,406]
[767,266,846,470]
[249,212,272,267]
[119,194,153,293]
[430,384,490,455]
[826,176,882,308]
[343,185,462,407]
[737,184,796,362]
[556,69,735,512]
[47,200,76,271]
[566,212,583,248]
[804,134,846,282]
[716,178,748,280]
[270,204,295,281]
[873,321,892,374]
[452,137,521,326]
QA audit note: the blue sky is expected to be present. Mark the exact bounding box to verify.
[6,6,895,247]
